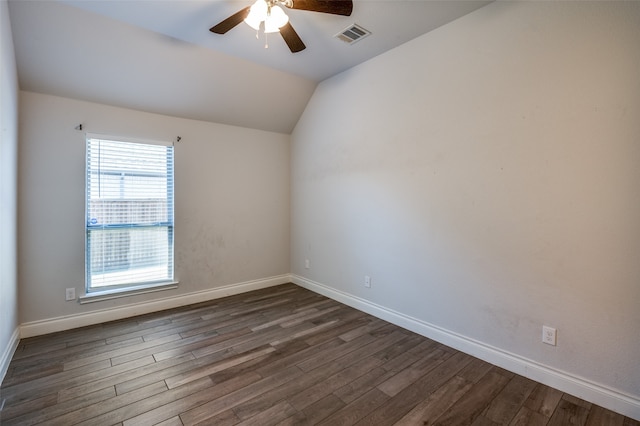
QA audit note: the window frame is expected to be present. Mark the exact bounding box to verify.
[84,134,176,298]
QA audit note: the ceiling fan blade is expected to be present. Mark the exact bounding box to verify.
[288,0,353,16]
[279,22,306,53]
[209,6,251,34]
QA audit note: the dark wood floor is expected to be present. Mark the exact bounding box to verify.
[1,284,637,426]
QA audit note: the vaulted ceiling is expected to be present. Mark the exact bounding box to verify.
[8,0,491,133]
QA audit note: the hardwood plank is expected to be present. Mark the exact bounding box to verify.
[318,388,390,426]
[355,351,474,425]
[120,373,259,426]
[379,350,420,374]
[273,411,309,426]
[189,321,308,359]
[230,326,405,422]
[231,321,325,354]
[153,327,251,361]
[164,345,276,389]
[57,355,161,402]
[115,348,233,395]
[235,400,298,426]
[482,374,537,424]
[194,409,240,426]
[524,382,564,418]
[456,357,494,384]
[254,336,345,377]
[230,347,372,420]
[547,397,591,426]
[302,393,346,424]
[251,307,321,331]
[193,312,270,337]
[279,305,342,327]
[13,341,67,359]
[338,318,387,342]
[240,285,300,303]
[374,334,430,364]
[50,337,144,368]
[585,404,626,426]
[302,314,370,347]
[294,333,378,372]
[292,297,339,312]
[48,381,168,425]
[179,366,303,425]
[63,334,182,370]
[471,415,502,425]
[155,416,184,426]
[3,356,111,392]
[334,366,394,404]
[266,291,330,315]
[104,320,190,344]
[298,330,407,373]
[509,406,549,426]
[224,298,295,317]
[393,375,473,426]
[564,393,593,409]
[269,319,340,346]
[377,348,448,397]
[65,319,169,347]
[207,338,310,385]
[289,355,384,410]
[1,362,64,387]
[76,376,215,426]
[2,386,117,426]
[110,334,209,366]
[427,368,510,425]
[0,392,58,421]
[2,358,114,405]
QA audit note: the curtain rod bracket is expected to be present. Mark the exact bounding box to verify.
[75,124,83,131]
[176,136,182,143]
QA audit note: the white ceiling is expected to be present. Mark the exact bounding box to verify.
[8,0,491,133]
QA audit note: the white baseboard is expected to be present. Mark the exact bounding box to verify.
[20,274,291,339]
[291,274,640,421]
[0,327,20,385]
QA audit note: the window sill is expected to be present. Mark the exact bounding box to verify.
[79,281,179,304]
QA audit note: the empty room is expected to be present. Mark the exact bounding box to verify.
[1,0,639,424]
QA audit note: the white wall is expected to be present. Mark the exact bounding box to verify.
[291,0,640,416]
[18,91,290,326]
[0,0,20,381]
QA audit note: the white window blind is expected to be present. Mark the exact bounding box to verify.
[86,136,174,292]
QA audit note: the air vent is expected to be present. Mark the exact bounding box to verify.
[335,24,371,45]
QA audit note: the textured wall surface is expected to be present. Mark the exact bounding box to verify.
[291,1,640,400]
[18,92,290,323]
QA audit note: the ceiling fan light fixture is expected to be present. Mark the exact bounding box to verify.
[264,5,289,33]
[244,0,268,31]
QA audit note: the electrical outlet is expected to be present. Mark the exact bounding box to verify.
[364,276,371,288]
[305,259,310,269]
[542,326,557,346]
[65,288,76,301]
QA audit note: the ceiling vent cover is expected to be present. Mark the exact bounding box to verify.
[335,24,371,44]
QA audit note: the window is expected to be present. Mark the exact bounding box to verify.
[86,136,174,293]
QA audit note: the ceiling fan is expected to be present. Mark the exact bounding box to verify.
[209,0,353,53]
